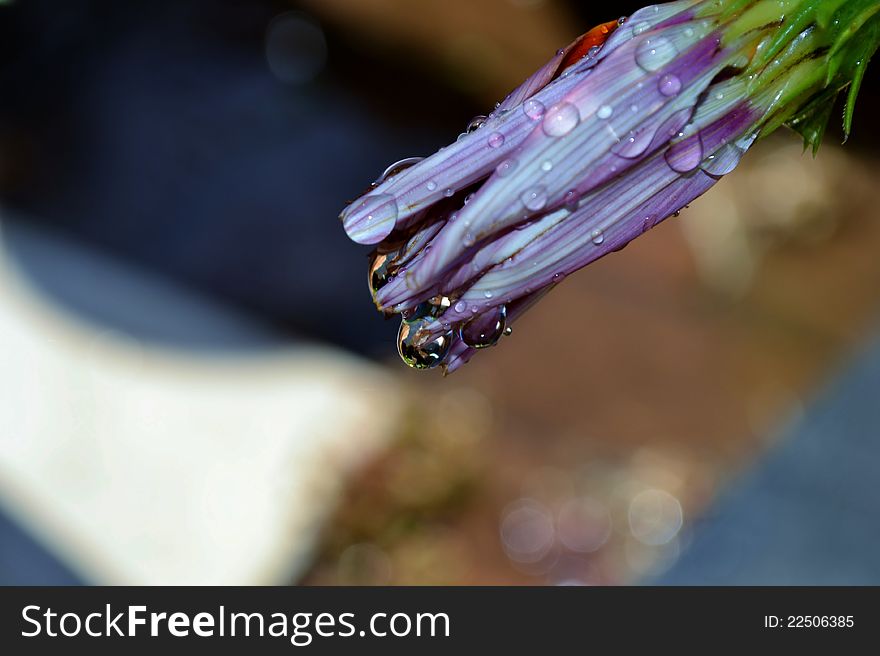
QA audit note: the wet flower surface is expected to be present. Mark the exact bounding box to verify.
[340,0,880,373]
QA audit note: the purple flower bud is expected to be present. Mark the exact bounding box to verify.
[339,0,879,372]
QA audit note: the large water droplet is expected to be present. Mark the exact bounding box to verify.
[369,252,394,293]
[665,133,704,173]
[398,321,452,369]
[612,126,654,159]
[658,73,682,97]
[523,99,546,121]
[701,142,745,177]
[377,157,423,184]
[521,185,548,212]
[342,193,399,245]
[542,102,580,138]
[635,36,678,72]
[460,305,507,350]
[488,132,505,148]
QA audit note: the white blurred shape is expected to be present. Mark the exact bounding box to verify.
[499,499,555,564]
[0,218,401,585]
[627,488,683,547]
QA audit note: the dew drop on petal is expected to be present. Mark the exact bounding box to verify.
[701,142,745,177]
[523,99,546,121]
[454,300,467,314]
[665,134,704,173]
[426,180,437,191]
[542,102,580,138]
[591,229,605,245]
[496,159,518,177]
[343,193,399,244]
[597,105,613,120]
[460,305,507,350]
[541,160,553,172]
[488,132,506,148]
[467,115,487,132]
[635,36,678,72]
[444,188,455,197]
[521,185,548,212]
[658,73,682,97]
[632,21,650,35]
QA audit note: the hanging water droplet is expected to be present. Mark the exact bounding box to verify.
[459,305,508,350]
[523,99,546,121]
[591,229,605,245]
[343,193,399,244]
[443,188,455,198]
[521,185,548,212]
[368,252,394,293]
[504,326,513,336]
[488,132,505,148]
[701,142,745,177]
[597,105,613,120]
[665,133,704,173]
[398,321,452,370]
[658,73,682,97]
[634,36,678,72]
[542,102,580,138]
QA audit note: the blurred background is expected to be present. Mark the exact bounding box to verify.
[1,0,879,585]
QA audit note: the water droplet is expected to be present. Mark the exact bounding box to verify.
[460,305,507,349]
[523,99,545,121]
[701,142,745,177]
[632,21,650,35]
[504,326,513,336]
[444,188,455,198]
[612,126,653,159]
[588,45,601,58]
[377,157,424,184]
[343,193,399,244]
[488,132,505,148]
[591,229,605,245]
[542,102,580,138]
[665,134,704,173]
[597,105,613,120]
[635,36,678,72]
[483,290,493,299]
[454,300,467,313]
[496,159,518,177]
[658,73,681,97]
[369,252,394,293]
[641,215,658,233]
[464,232,476,247]
[564,189,579,210]
[630,104,640,113]
[398,321,452,370]
[541,160,553,172]
[426,180,437,191]
[467,115,487,132]
[521,185,548,212]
